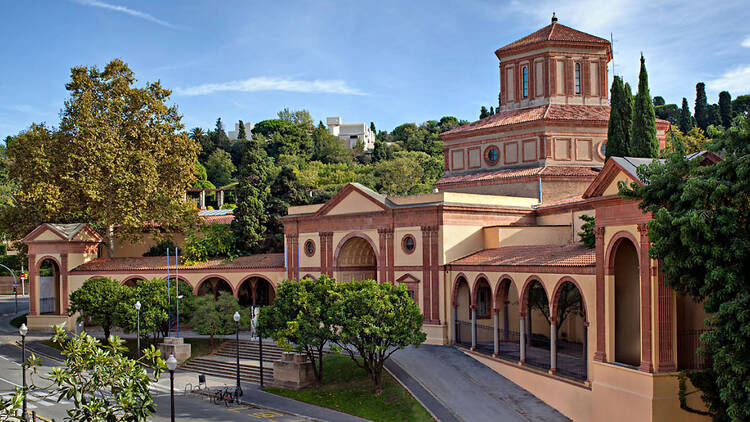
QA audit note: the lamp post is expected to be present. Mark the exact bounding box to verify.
[233,311,242,397]
[135,301,141,360]
[166,354,177,422]
[19,323,28,422]
[255,307,264,387]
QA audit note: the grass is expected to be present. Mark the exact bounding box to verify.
[40,337,218,361]
[10,313,26,328]
[264,354,434,422]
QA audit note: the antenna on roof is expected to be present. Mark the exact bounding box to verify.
[551,12,558,23]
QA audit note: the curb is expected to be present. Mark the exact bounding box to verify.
[190,387,322,422]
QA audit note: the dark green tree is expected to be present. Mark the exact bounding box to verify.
[211,117,230,154]
[369,122,376,133]
[265,166,308,252]
[252,119,313,160]
[190,292,251,346]
[679,97,694,133]
[653,96,666,106]
[68,277,128,342]
[719,91,732,128]
[620,115,750,420]
[695,82,709,131]
[312,122,352,164]
[489,106,495,115]
[479,106,490,119]
[371,140,393,163]
[577,215,595,248]
[731,95,750,117]
[629,55,659,158]
[606,76,631,160]
[231,138,273,254]
[237,120,247,140]
[205,149,236,187]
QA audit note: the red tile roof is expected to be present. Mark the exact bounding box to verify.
[449,244,595,267]
[495,22,610,58]
[441,104,611,139]
[435,166,599,187]
[72,254,285,272]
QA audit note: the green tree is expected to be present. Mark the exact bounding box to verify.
[695,82,709,131]
[252,119,313,160]
[731,94,750,117]
[719,91,732,128]
[237,120,247,140]
[258,276,342,383]
[277,108,314,131]
[620,115,750,420]
[265,166,309,252]
[190,292,251,346]
[1,60,200,256]
[653,96,666,106]
[654,103,679,125]
[205,149,236,187]
[479,106,490,119]
[489,106,495,115]
[192,160,216,190]
[231,138,273,254]
[335,280,426,395]
[371,140,393,163]
[312,122,353,164]
[211,118,230,154]
[369,122,376,133]
[374,156,425,195]
[577,215,595,248]
[606,76,631,160]
[182,223,237,263]
[679,97,694,133]
[629,55,659,158]
[68,277,128,342]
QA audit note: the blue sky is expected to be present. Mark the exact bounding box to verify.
[1,0,749,140]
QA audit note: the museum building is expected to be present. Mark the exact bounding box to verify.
[22,17,710,422]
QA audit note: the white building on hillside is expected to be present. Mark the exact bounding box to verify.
[227,121,254,140]
[326,117,375,151]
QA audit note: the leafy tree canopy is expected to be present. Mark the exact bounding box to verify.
[205,149,236,187]
[190,292,251,345]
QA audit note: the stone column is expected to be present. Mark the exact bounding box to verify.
[656,259,677,372]
[584,322,590,382]
[28,254,37,316]
[420,226,432,321]
[199,190,206,210]
[594,226,606,362]
[503,301,510,340]
[519,316,526,363]
[637,223,654,373]
[217,190,224,209]
[550,322,557,373]
[471,305,477,350]
[452,305,458,344]
[493,308,500,356]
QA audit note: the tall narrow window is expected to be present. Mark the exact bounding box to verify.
[575,63,581,94]
[522,66,529,98]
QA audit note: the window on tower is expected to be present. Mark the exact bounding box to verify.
[575,63,581,94]
[522,66,528,98]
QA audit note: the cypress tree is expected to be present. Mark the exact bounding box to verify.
[237,120,246,140]
[679,97,693,133]
[231,138,272,254]
[606,76,630,160]
[489,106,495,115]
[719,91,732,128]
[370,122,376,133]
[695,82,709,131]
[629,54,659,158]
[479,106,489,119]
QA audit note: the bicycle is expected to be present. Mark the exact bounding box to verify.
[213,386,229,405]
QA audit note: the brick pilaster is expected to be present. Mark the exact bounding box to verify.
[637,223,654,373]
[594,226,606,362]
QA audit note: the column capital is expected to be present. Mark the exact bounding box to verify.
[420,225,438,233]
[637,222,649,239]
[377,227,393,234]
[594,226,605,239]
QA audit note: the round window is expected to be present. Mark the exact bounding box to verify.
[485,146,500,165]
[402,235,416,254]
[597,141,607,160]
[304,240,315,257]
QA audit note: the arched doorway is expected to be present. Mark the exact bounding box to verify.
[495,278,520,360]
[473,277,493,352]
[335,235,377,282]
[522,279,551,370]
[613,239,641,367]
[196,276,232,299]
[552,280,587,380]
[122,277,144,288]
[453,276,471,347]
[38,258,60,314]
[237,277,276,307]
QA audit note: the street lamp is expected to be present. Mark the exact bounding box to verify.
[19,323,28,422]
[166,354,177,422]
[255,307,264,387]
[135,301,141,360]
[233,311,242,397]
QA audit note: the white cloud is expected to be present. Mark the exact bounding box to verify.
[742,36,750,48]
[174,77,368,96]
[707,65,750,93]
[73,0,181,29]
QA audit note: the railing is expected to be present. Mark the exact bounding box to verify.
[455,320,471,347]
[678,329,710,370]
[39,297,56,314]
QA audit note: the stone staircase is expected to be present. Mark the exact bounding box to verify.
[179,340,282,384]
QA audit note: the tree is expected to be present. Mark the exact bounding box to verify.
[237,120,247,140]
[629,55,659,158]
[265,166,309,252]
[211,118,230,154]
[374,156,425,195]
[277,108,314,131]
[620,115,750,420]
[205,149,236,187]
[1,60,200,256]
[335,280,426,395]
[719,91,732,128]
[371,140,393,163]
[68,277,127,342]
[190,292,251,346]
[312,123,353,164]
[192,160,216,190]
[258,276,342,384]
[606,76,631,160]
[577,215,595,248]
[479,106,490,119]
[679,97,694,133]
[182,223,237,262]
[653,96,666,106]
[695,82,709,131]
[42,325,165,421]
[731,95,750,117]
[654,103,679,125]
[369,122,376,133]
[489,106,495,115]
[231,138,273,254]
[252,119,313,160]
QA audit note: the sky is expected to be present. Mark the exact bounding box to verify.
[1,0,749,140]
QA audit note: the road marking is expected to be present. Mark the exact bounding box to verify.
[0,376,21,387]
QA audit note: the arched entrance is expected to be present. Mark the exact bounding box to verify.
[552,279,587,380]
[453,275,471,347]
[522,279,551,370]
[237,277,276,307]
[334,235,377,282]
[38,258,61,314]
[196,276,232,299]
[473,276,493,351]
[122,277,144,288]
[613,239,641,367]
[494,278,520,360]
